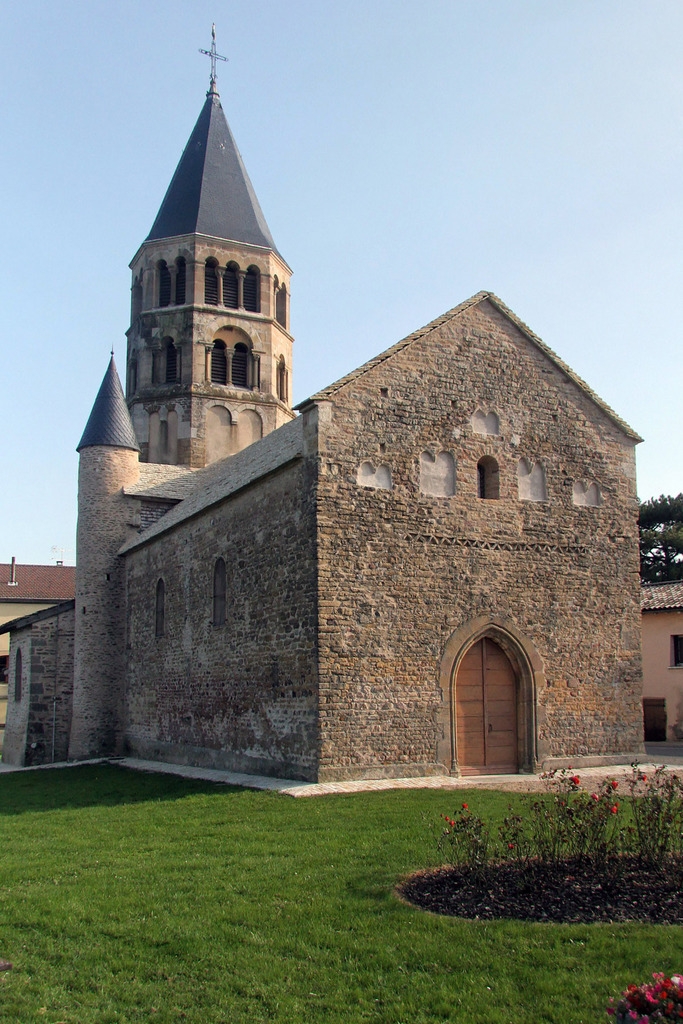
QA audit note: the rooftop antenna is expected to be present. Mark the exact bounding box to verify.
[199,24,228,94]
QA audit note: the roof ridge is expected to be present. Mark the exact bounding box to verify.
[296,291,641,441]
[295,292,490,409]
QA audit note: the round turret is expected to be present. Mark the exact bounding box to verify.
[69,358,140,759]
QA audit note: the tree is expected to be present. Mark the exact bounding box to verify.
[639,494,683,583]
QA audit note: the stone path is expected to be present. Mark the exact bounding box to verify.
[2,752,683,797]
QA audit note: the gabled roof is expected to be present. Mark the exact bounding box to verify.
[0,563,75,602]
[124,463,197,502]
[119,416,304,555]
[296,291,642,443]
[0,600,75,635]
[642,581,683,611]
[77,357,140,453]
[146,85,277,252]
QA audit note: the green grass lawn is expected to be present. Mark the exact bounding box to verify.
[0,766,680,1024]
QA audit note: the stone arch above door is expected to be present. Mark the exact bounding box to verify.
[437,616,546,775]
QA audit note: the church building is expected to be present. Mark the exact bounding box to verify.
[2,60,645,780]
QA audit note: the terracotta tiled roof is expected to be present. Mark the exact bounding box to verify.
[0,563,76,601]
[641,581,683,611]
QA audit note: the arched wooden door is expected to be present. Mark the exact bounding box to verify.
[455,637,518,774]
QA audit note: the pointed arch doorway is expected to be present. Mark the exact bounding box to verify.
[456,637,517,774]
[438,617,544,776]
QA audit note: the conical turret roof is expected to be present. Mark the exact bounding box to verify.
[146,86,277,251]
[77,357,140,453]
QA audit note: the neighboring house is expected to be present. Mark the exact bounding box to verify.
[0,559,76,751]
[641,581,683,741]
[2,70,645,778]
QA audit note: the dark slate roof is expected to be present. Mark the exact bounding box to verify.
[147,86,277,251]
[77,357,140,453]
[0,563,75,601]
[642,582,683,611]
[295,291,642,442]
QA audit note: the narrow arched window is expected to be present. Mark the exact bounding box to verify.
[158,261,171,307]
[277,357,288,402]
[155,579,165,637]
[14,648,22,702]
[128,358,137,396]
[231,343,249,388]
[175,258,186,305]
[477,457,500,499]
[132,277,143,319]
[213,558,226,626]
[211,341,227,385]
[165,341,178,383]
[243,267,260,312]
[223,264,239,308]
[276,285,287,328]
[204,260,219,305]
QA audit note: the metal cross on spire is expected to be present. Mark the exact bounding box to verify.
[199,24,228,93]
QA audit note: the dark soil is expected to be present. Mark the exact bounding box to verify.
[398,857,683,924]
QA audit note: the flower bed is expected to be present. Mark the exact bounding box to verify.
[608,973,683,1023]
[398,766,683,923]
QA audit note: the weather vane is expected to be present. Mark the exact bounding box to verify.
[199,24,228,90]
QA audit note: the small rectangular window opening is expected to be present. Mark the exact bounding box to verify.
[673,636,683,667]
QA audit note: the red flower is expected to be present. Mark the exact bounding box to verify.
[462,803,468,810]
[507,842,515,849]
[611,804,619,814]
[591,793,599,801]
[570,775,580,786]
[610,780,619,790]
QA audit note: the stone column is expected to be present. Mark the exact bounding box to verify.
[191,260,204,306]
[237,270,245,309]
[169,264,178,305]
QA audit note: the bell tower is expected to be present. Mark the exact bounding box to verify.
[126,35,294,468]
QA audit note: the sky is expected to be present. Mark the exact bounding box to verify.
[2,1,682,565]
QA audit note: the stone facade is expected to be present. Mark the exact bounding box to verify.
[3,602,75,766]
[127,235,294,470]
[121,416,319,778]
[309,296,643,779]
[2,293,645,779]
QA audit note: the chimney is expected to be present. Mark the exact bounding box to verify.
[8,556,17,587]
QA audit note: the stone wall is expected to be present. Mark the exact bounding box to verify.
[313,297,643,780]
[3,604,75,766]
[70,446,141,759]
[123,454,319,779]
[127,233,294,469]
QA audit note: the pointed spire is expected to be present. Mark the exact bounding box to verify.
[146,88,277,251]
[77,357,140,453]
